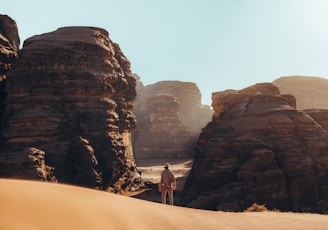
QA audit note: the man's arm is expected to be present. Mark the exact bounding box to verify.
[171,172,177,190]
[158,172,163,192]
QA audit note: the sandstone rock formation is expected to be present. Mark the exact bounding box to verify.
[181,83,328,213]
[0,147,56,182]
[0,15,19,80]
[304,109,328,130]
[0,15,20,144]
[0,26,142,192]
[132,80,212,159]
[273,76,328,110]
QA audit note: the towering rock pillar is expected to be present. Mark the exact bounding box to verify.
[1,26,141,191]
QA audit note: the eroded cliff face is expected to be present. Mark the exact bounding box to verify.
[0,15,19,80]
[0,15,19,51]
[0,15,20,144]
[181,83,328,213]
[132,80,212,159]
[0,26,141,191]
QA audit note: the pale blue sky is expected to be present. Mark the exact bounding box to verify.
[3,0,328,105]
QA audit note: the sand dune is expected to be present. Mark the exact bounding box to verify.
[0,179,327,230]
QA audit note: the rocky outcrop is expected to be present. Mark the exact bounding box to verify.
[0,26,142,192]
[0,15,20,144]
[132,80,212,159]
[181,83,328,214]
[273,76,328,110]
[0,14,19,79]
[304,109,328,130]
[0,147,56,182]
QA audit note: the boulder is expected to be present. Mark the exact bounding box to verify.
[132,80,212,159]
[0,147,56,182]
[181,83,328,213]
[0,26,142,191]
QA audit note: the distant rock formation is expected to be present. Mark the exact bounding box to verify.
[273,76,328,110]
[0,15,20,144]
[181,83,328,214]
[0,26,142,192]
[132,80,212,159]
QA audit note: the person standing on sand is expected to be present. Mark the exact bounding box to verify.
[158,163,176,205]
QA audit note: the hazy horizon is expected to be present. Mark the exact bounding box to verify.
[3,0,328,105]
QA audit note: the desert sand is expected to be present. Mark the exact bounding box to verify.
[1,179,328,230]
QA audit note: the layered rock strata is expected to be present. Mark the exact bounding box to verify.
[181,83,328,213]
[0,26,141,191]
[304,109,328,130]
[0,15,20,144]
[132,80,212,159]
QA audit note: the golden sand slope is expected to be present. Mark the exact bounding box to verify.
[0,179,327,230]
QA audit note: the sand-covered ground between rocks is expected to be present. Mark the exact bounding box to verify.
[1,177,328,230]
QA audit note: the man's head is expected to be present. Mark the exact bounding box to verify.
[164,162,170,169]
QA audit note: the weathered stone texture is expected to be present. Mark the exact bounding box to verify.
[0,27,141,191]
[0,14,19,79]
[0,147,56,182]
[181,83,328,214]
[0,15,20,144]
[304,109,328,130]
[132,80,212,159]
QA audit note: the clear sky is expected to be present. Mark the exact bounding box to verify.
[3,0,328,105]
